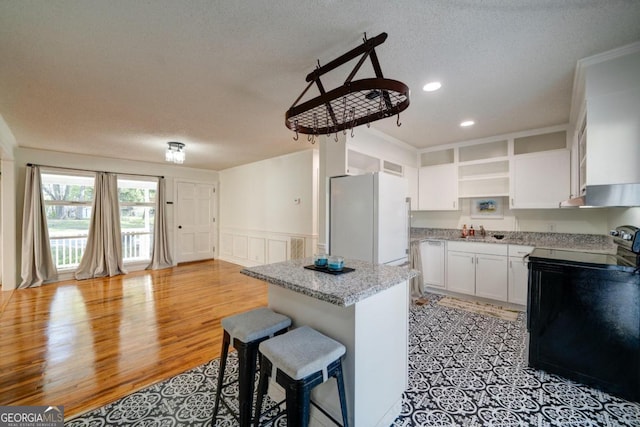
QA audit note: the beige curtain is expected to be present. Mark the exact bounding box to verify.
[20,165,57,288]
[75,172,127,280]
[146,177,174,270]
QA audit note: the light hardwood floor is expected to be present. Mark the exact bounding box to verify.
[0,259,268,420]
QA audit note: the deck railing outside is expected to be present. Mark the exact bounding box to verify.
[51,230,152,270]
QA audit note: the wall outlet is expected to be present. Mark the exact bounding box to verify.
[547,223,556,232]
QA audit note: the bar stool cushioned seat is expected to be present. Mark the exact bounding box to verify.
[222,307,291,343]
[212,307,291,427]
[254,326,349,427]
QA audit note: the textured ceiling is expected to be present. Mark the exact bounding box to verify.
[1,0,639,170]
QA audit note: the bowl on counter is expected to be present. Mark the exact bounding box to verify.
[313,253,328,267]
[493,234,505,240]
[328,256,344,272]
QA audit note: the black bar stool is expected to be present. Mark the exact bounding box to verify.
[254,325,349,427]
[212,307,291,427]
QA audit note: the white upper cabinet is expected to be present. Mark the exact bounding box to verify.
[416,126,570,210]
[511,149,570,209]
[587,86,640,185]
[418,149,458,211]
[510,130,570,209]
[574,45,640,187]
[418,163,459,211]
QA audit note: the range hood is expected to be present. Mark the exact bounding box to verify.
[560,183,640,207]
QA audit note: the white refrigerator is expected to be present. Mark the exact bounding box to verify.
[330,172,410,266]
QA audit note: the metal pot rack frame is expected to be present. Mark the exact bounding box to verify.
[285,32,410,143]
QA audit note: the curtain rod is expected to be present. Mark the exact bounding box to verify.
[26,163,164,179]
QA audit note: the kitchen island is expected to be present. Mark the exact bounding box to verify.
[242,258,418,427]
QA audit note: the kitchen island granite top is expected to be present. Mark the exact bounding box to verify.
[241,258,418,307]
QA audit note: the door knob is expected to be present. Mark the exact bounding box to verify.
[178,225,182,229]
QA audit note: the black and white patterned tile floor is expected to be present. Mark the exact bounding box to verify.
[66,294,640,426]
[392,294,640,427]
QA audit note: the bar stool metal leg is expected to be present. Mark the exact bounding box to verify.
[334,362,349,427]
[253,356,271,426]
[234,338,259,427]
[212,330,230,420]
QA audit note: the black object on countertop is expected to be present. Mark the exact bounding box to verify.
[303,265,355,275]
[527,248,639,402]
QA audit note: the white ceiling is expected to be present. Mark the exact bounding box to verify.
[1,1,639,171]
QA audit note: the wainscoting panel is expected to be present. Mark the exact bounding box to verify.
[248,237,266,264]
[220,233,233,257]
[232,235,248,260]
[218,228,317,267]
[267,238,287,264]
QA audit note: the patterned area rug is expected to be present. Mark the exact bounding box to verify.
[66,294,640,426]
[65,352,285,426]
[437,296,519,321]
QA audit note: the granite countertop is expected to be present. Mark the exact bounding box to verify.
[241,258,419,307]
[410,228,617,253]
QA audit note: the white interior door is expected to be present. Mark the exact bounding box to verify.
[176,181,217,263]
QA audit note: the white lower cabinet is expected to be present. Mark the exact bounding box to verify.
[447,241,508,302]
[446,251,475,294]
[475,254,509,301]
[507,245,534,305]
[419,240,446,288]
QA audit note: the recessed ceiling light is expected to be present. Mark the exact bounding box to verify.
[460,120,475,127]
[422,81,442,92]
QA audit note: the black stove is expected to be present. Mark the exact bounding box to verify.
[529,225,640,272]
[529,248,636,270]
[526,224,640,403]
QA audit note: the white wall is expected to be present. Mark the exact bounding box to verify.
[411,197,611,234]
[2,147,218,290]
[606,207,640,230]
[218,149,318,266]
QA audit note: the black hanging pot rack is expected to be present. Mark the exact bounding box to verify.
[285,32,410,141]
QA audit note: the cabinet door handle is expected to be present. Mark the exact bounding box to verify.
[453,201,456,209]
[510,260,513,268]
[511,198,514,207]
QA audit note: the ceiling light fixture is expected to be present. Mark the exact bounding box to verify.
[165,141,185,164]
[422,81,442,92]
[460,120,475,127]
[285,32,410,144]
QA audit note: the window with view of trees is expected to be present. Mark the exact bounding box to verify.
[41,171,158,271]
[118,177,157,263]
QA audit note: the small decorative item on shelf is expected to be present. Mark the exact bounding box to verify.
[328,256,345,272]
[314,253,328,268]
